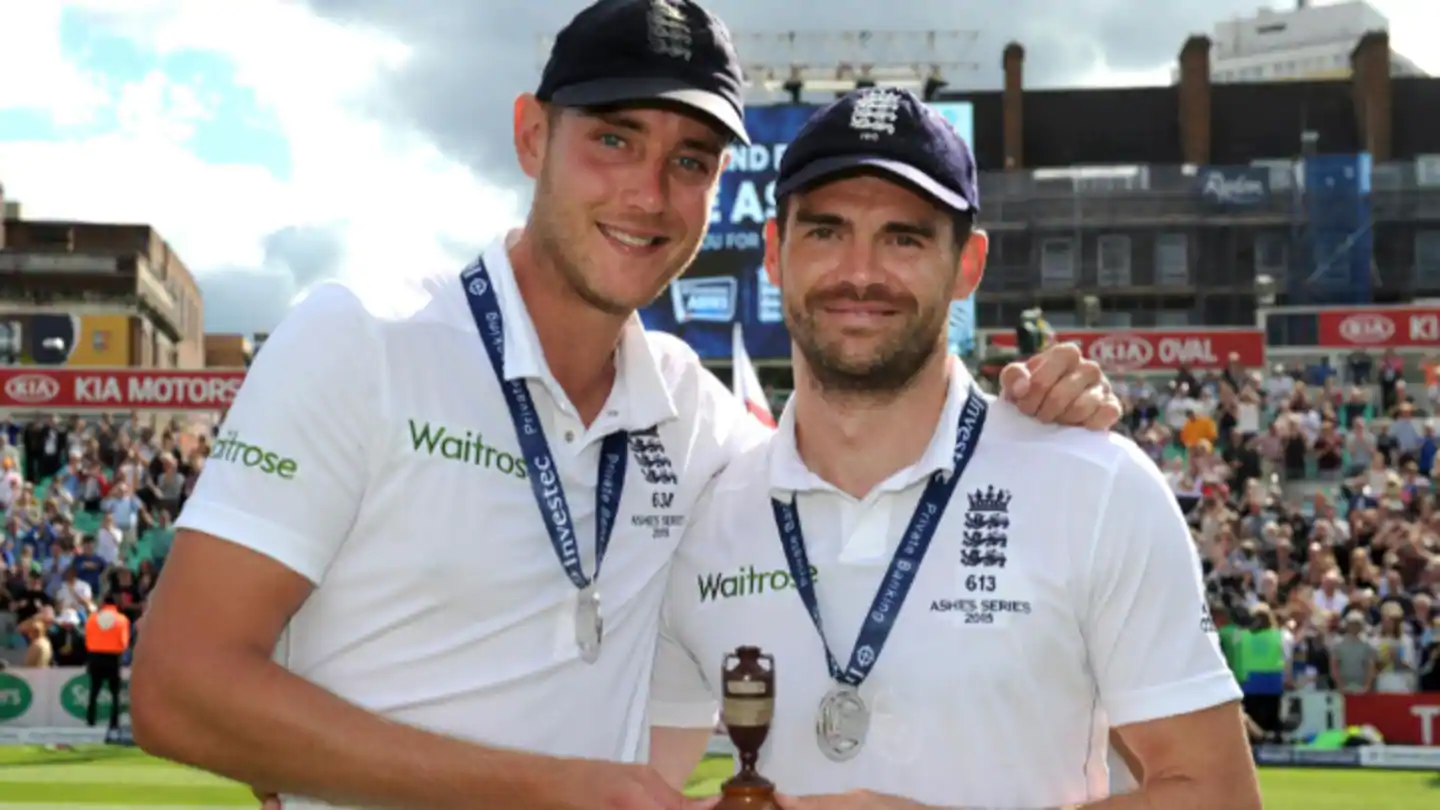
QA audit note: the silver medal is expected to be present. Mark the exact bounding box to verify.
[575,586,604,664]
[815,684,870,761]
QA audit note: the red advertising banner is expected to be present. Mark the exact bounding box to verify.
[0,368,246,411]
[1316,306,1440,348]
[1344,693,1440,746]
[986,329,1265,371]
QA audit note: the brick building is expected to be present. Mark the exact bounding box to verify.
[938,32,1440,335]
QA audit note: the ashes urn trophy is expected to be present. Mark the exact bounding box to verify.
[716,646,778,810]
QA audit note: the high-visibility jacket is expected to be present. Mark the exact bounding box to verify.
[85,606,131,654]
[1239,627,1285,695]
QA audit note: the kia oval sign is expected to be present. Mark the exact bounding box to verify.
[3,373,60,404]
[984,328,1266,370]
[1088,334,1154,371]
[1337,314,1395,345]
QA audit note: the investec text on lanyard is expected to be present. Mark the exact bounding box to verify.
[771,385,988,760]
[460,260,628,664]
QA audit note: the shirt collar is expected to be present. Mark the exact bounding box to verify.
[479,234,677,432]
[768,357,977,496]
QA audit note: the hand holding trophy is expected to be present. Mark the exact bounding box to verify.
[715,646,778,810]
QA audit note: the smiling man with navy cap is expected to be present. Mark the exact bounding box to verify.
[538,0,749,144]
[648,88,1261,810]
[129,2,1129,808]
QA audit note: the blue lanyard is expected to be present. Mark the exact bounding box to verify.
[460,260,628,591]
[771,385,988,686]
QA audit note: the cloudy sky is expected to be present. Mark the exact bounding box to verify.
[1,0,1435,334]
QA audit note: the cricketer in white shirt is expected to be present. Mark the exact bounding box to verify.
[647,86,1257,810]
[650,361,1242,808]
[132,239,1113,810]
[127,9,1121,805]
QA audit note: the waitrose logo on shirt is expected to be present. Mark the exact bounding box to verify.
[407,419,528,481]
[211,431,298,480]
[697,564,819,603]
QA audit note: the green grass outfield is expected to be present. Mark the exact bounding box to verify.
[0,745,1434,808]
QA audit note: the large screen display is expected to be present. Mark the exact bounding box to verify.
[639,100,977,360]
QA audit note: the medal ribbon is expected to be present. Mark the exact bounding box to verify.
[461,259,628,594]
[772,385,988,686]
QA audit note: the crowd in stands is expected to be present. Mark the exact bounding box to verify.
[4,347,1440,738]
[0,414,207,669]
[1102,347,1440,740]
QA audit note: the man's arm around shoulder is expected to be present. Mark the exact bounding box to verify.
[1075,445,1261,810]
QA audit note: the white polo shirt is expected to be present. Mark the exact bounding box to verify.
[651,362,1240,809]
[177,233,765,809]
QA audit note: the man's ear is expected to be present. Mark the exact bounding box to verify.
[514,93,550,180]
[953,228,989,301]
[763,218,781,288]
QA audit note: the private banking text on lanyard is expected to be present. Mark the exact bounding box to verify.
[770,384,988,760]
[460,260,628,664]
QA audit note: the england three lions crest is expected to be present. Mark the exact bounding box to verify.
[961,486,1010,568]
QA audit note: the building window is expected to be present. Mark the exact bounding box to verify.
[1155,233,1190,285]
[1096,235,1132,286]
[1043,311,1078,328]
[1255,232,1288,283]
[1417,231,1440,287]
[1097,310,1132,328]
[1154,309,1192,327]
[1040,238,1075,288]
[1417,155,1440,188]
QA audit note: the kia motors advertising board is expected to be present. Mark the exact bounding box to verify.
[1316,306,1440,348]
[985,329,1265,371]
[0,369,246,410]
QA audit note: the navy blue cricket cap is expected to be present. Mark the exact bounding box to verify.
[776,87,979,214]
[536,0,750,144]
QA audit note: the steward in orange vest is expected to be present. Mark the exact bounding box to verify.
[84,596,132,734]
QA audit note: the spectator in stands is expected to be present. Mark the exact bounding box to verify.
[22,415,66,481]
[50,608,86,667]
[19,606,53,667]
[54,564,94,615]
[1421,615,1440,691]
[1181,409,1217,451]
[149,453,186,519]
[1330,612,1378,693]
[101,481,146,543]
[71,537,107,596]
[0,455,19,513]
[96,512,124,566]
[1374,601,1418,693]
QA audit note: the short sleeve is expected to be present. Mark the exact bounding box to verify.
[175,283,384,584]
[699,364,772,462]
[648,608,720,729]
[647,482,722,730]
[1081,442,1242,728]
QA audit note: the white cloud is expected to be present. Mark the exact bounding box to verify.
[0,4,110,126]
[1,0,1436,334]
[0,0,520,332]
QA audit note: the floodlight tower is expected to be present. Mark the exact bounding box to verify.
[537,29,982,103]
[729,30,981,102]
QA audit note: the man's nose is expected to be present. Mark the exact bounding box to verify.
[833,239,886,287]
[620,158,670,216]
